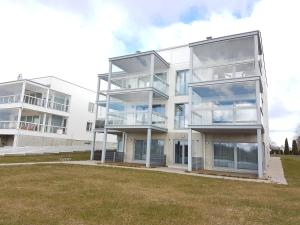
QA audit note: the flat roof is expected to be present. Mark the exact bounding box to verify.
[109,50,170,67]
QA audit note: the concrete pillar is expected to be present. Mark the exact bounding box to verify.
[257,128,263,178]
[90,77,101,161]
[188,128,192,172]
[101,129,108,163]
[146,128,152,168]
[90,131,96,160]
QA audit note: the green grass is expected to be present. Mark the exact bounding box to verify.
[0,151,90,163]
[0,156,299,225]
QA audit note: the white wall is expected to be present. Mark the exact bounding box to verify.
[32,76,115,143]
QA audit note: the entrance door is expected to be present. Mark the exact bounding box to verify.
[174,140,188,165]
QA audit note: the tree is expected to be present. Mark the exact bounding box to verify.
[292,140,299,155]
[284,138,290,155]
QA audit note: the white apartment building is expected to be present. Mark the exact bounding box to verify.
[92,31,269,178]
[0,76,111,151]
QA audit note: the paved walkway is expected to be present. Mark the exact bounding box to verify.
[267,157,288,185]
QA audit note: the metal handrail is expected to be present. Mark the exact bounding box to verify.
[19,121,43,132]
[23,95,46,107]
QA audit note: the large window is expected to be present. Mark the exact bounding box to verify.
[175,70,189,95]
[214,142,258,171]
[192,36,256,82]
[134,140,165,161]
[214,143,235,168]
[191,81,258,125]
[174,103,189,129]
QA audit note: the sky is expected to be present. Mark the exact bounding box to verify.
[0,0,299,146]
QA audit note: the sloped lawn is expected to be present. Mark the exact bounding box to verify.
[0,156,299,225]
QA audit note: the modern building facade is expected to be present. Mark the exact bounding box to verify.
[92,31,269,178]
[0,76,109,150]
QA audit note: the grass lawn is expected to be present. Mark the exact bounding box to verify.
[0,156,299,225]
[0,151,90,163]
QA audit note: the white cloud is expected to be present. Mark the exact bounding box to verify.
[0,0,299,145]
[0,0,128,89]
[134,0,300,145]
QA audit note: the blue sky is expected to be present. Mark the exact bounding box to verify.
[0,0,299,145]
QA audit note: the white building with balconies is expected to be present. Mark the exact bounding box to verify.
[92,31,269,178]
[0,76,112,152]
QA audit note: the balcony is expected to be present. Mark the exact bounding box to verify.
[0,81,70,113]
[189,80,262,133]
[0,120,67,134]
[108,51,169,98]
[190,33,261,83]
[107,111,167,128]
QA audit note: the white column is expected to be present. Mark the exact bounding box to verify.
[90,131,96,160]
[20,80,26,104]
[146,128,152,168]
[91,77,101,161]
[102,61,112,163]
[45,88,50,108]
[42,113,47,132]
[257,128,263,178]
[14,81,24,148]
[188,128,192,171]
[101,129,108,163]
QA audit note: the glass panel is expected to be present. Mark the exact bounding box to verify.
[174,141,182,164]
[213,109,233,123]
[191,81,257,125]
[151,140,164,156]
[214,143,235,168]
[176,70,189,95]
[237,143,258,170]
[192,36,256,82]
[175,103,188,129]
[236,108,257,122]
[134,140,146,160]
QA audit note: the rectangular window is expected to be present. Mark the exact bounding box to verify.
[175,70,189,96]
[88,102,94,113]
[213,143,235,168]
[214,142,258,171]
[237,143,258,170]
[174,103,189,129]
[86,122,93,132]
[134,140,165,161]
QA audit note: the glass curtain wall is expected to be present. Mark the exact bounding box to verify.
[192,36,257,82]
[191,81,258,125]
[134,140,165,161]
[175,70,189,95]
[174,103,189,129]
[214,142,258,170]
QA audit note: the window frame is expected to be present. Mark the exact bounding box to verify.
[175,69,189,96]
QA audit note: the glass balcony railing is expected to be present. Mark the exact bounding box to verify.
[44,124,67,134]
[107,111,167,128]
[19,121,43,132]
[0,94,69,112]
[110,75,168,95]
[192,61,256,83]
[47,101,69,112]
[0,121,67,134]
[23,95,46,107]
[0,121,18,129]
[0,95,21,104]
[191,106,257,125]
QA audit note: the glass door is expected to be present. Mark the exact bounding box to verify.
[174,140,188,165]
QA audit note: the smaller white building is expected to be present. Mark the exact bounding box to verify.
[0,76,115,152]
